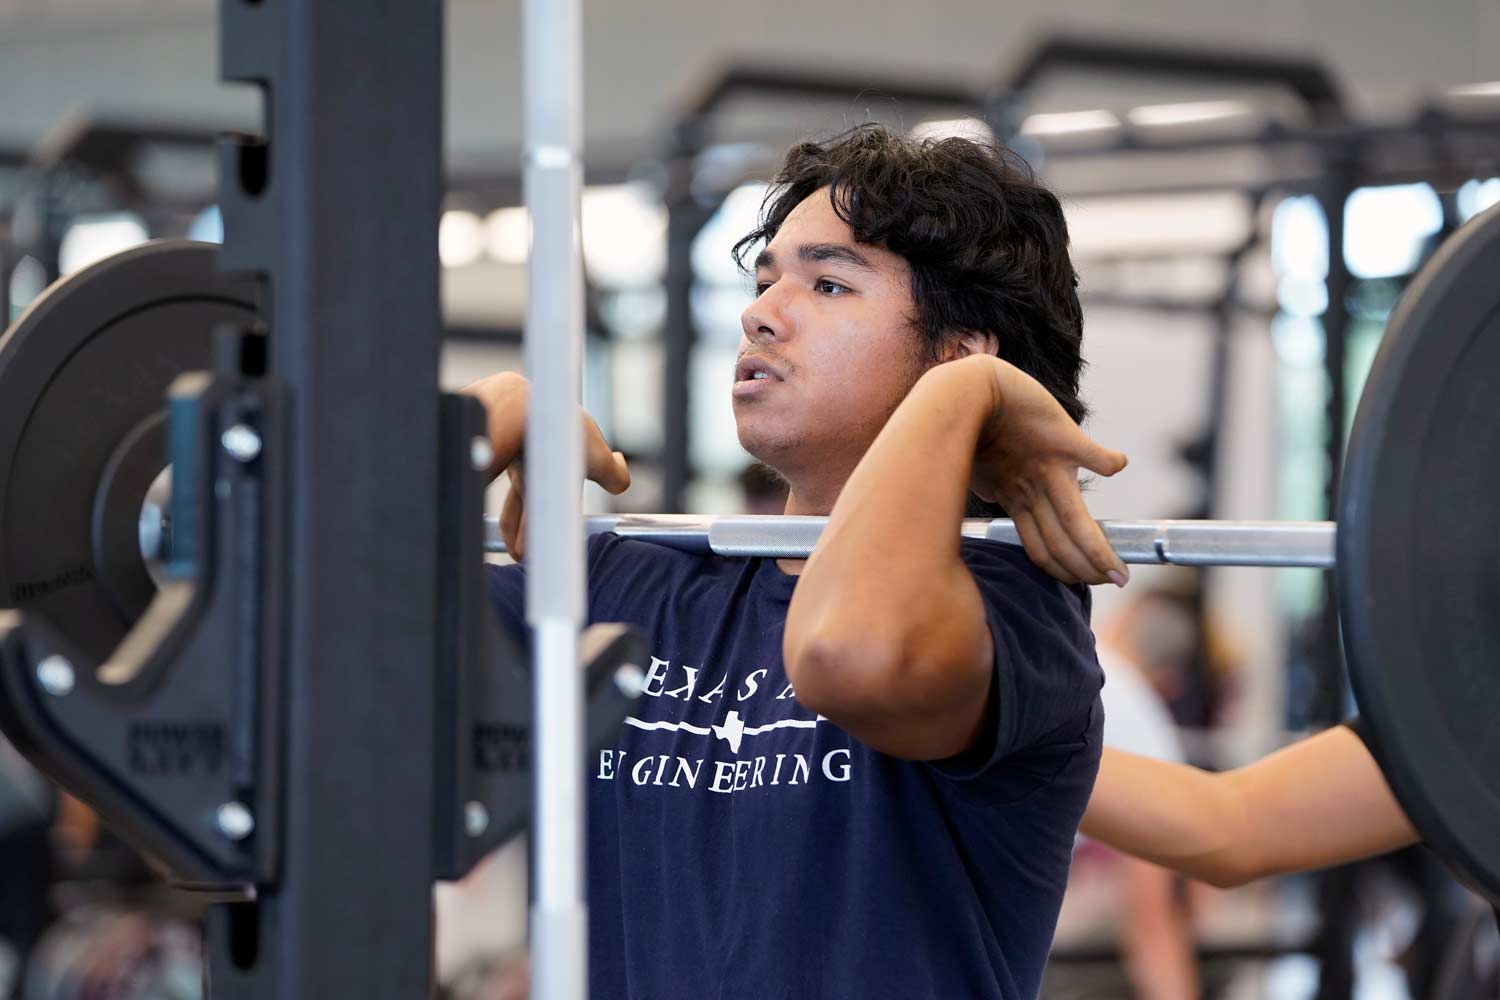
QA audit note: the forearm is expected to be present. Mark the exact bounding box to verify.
[1227,726,1418,877]
[784,357,995,724]
[1083,729,1420,887]
[1082,749,1254,888]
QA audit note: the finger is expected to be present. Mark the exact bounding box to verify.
[1076,438,1128,478]
[1029,498,1098,585]
[1011,509,1075,584]
[500,468,525,561]
[466,375,528,480]
[582,415,631,494]
[499,494,522,560]
[511,466,527,562]
[608,451,632,494]
[1047,472,1129,586]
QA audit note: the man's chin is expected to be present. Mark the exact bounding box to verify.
[735,421,797,469]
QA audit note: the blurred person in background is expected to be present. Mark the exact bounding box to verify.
[1085,586,1485,999]
[738,462,790,515]
[1086,589,1202,1000]
[1082,718,1500,996]
[1102,584,1241,735]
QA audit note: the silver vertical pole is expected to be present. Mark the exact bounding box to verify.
[523,0,588,994]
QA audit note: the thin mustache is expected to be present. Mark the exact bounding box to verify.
[736,350,794,375]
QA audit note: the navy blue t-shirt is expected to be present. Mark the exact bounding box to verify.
[488,533,1104,1000]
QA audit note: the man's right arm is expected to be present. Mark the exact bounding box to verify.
[1080,725,1419,887]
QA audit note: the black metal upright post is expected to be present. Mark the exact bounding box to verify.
[1308,166,1358,1000]
[0,240,9,325]
[210,2,443,997]
[1312,171,1355,727]
[660,117,711,513]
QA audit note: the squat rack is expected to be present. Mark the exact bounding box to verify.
[208,2,444,996]
[208,0,596,994]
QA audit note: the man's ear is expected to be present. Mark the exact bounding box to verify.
[940,330,1000,362]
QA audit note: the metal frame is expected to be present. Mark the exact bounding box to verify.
[1303,165,1357,730]
[521,0,591,996]
[207,1,444,996]
[992,34,1349,128]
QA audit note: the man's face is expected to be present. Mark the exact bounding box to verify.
[733,188,926,478]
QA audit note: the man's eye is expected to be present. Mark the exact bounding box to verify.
[817,279,852,296]
[753,282,772,297]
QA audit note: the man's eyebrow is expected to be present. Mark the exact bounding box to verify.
[751,243,877,273]
[798,242,877,272]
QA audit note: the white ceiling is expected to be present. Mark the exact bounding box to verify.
[0,0,1494,169]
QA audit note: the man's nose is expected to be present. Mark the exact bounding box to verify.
[741,281,791,343]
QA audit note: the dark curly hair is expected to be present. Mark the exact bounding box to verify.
[732,123,1087,427]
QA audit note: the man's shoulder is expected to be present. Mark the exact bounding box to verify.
[587,530,708,570]
[958,538,1092,618]
[587,532,758,591]
[485,532,707,587]
[487,533,756,625]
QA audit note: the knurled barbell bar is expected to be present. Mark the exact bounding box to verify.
[475,514,1336,566]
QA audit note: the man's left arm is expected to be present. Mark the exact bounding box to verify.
[783,354,1127,760]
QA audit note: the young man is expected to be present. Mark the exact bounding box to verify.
[469,124,1130,1000]
[1083,592,1203,1000]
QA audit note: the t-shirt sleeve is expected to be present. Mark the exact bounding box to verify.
[485,559,529,647]
[1342,714,1389,771]
[930,540,1104,789]
[484,532,630,647]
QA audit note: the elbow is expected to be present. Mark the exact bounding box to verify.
[1180,768,1271,888]
[1198,854,1265,890]
[783,625,906,723]
[1195,806,1275,888]
[1207,842,1288,888]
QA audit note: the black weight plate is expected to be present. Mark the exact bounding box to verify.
[0,241,258,666]
[92,411,168,625]
[1338,203,1500,905]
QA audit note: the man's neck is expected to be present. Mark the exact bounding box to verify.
[774,473,852,575]
[775,449,862,517]
[781,484,838,518]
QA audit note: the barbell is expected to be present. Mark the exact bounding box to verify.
[0,201,1497,903]
[476,514,1336,565]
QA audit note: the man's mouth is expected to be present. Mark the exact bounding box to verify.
[734,358,784,383]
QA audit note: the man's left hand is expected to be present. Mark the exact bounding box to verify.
[966,357,1130,587]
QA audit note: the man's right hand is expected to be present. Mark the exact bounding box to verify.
[461,372,631,560]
